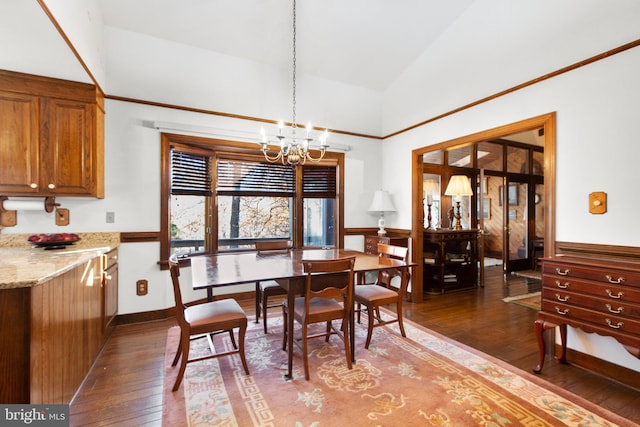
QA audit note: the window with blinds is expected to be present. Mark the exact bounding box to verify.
[161,133,343,260]
[302,165,337,198]
[216,158,294,196]
[170,148,212,195]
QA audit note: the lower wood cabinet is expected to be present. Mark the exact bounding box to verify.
[534,255,640,374]
[423,229,479,293]
[0,257,105,404]
[103,248,119,334]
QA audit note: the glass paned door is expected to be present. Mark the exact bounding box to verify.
[505,181,530,271]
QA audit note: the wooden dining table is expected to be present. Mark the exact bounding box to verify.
[189,248,414,380]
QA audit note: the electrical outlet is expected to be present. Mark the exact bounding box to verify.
[106,212,115,223]
[55,208,70,226]
[136,279,148,296]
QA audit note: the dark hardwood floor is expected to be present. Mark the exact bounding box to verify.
[69,265,640,426]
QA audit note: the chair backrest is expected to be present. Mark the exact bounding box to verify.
[168,254,187,326]
[377,243,411,291]
[255,240,293,253]
[302,257,356,308]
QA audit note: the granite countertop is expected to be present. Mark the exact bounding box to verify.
[0,232,120,289]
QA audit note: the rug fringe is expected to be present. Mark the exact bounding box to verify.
[502,291,541,302]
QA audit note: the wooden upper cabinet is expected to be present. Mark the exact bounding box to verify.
[0,70,104,198]
[0,91,40,193]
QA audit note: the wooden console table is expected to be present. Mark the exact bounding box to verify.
[534,255,640,374]
[423,229,479,294]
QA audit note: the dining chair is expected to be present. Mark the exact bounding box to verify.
[168,255,249,392]
[255,240,293,333]
[281,256,355,380]
[354,243,410,349]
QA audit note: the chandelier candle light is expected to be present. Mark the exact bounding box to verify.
[368,190,396,236]
[259,0,329,165]
[423,179,439,230]
[444,175,473,230]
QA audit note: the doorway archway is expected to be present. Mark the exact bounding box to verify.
[410,113,556,303]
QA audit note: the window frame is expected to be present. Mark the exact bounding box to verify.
[159,132,344,267]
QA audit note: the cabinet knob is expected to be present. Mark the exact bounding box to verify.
[30,183,38,189]
[48,183,56,189]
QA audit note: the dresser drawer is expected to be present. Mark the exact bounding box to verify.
[543,260,640,286]
[541,300,640,335]
[364,236,408,255]
[542,275,640,304]
[543,288,640,320]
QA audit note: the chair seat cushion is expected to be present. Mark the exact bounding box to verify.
[354,284,398,304]
[287,296,343,317]
[259,280,285,293]
[185,298,246,328]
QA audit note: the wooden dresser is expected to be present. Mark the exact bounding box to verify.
[534,255,640,373]
[364,235,409,254]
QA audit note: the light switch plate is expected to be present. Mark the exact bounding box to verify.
[589,192,607,214]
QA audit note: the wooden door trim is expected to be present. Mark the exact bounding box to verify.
[412,112,556,303]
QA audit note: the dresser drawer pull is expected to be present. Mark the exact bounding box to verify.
[605,289,624,299]
[555,293,570,302]
[555,280,570,289]
[554,306,570,315]
[555,268,571,276]
[605,319,624,329]
[605,275,625,284]
[605,304,624,314]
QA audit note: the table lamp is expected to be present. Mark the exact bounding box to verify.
[444,175,473,230]
[368,190,396,235]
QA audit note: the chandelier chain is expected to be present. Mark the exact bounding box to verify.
[258,0,328,165]
[291,0,297,132]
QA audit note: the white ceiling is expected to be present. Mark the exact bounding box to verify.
[98,0,475,91]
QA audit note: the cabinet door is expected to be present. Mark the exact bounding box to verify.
[41,97,96,195]
[104,264,118,331]
[0,91,40,194]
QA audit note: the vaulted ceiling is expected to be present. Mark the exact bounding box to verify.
[98,0,475,92]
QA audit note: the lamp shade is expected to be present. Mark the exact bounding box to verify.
[423,179,439,198]
[444,175,473,199]
[368,190,396,212]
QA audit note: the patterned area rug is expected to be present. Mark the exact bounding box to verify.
[503,292,542,310]
[162,309,634,426]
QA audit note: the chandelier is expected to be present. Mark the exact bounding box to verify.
[259,0,328,165]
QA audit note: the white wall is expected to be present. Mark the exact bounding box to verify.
[382,0,640,134]
[104,27,384,137]
[382,45,640,372]
[3,0,639,372]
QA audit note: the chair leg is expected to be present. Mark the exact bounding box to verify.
[262,292,269,334]
[228,329,238,349]
[341,317,352,370]
[302,323,310,381]
[171,330,184,367]
[325,321,332,342]
[172,329,191,392]
[238,321,250,375]
[255,282,261,324]
[397,300,407,338]
[356,302,362,323]
[365,304,375,349]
